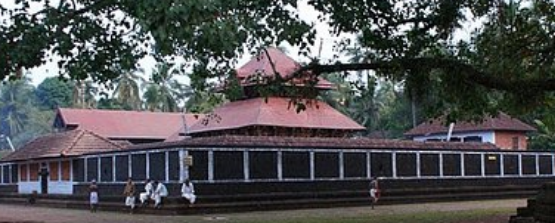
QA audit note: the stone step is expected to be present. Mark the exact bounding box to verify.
[516,207,533,217]
[509,215,535,223]
[0,189,533,215]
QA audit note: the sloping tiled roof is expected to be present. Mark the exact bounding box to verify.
[56,108,202,140]
[126,135,498,152]
[188,97,365,134]
[236,47,335,90]
[404,113,537,137]
[1,130,124,162]
[164,126,194,142]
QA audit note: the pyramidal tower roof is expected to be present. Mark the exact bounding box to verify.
[188,48,364,138]
[235,47,335,90]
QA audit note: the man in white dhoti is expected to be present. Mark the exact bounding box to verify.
[369,176,380,210]
[139,179,154,206]
[123,178,136,213]
[153,181,168,209]
[181,179,196,205]
[89,179,98,213]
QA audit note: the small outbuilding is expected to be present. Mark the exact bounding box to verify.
[404,113,537,150]
[1,129,124,194]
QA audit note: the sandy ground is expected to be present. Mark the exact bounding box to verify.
[0,199,525,223]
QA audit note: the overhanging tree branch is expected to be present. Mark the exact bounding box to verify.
[283,57,555,92]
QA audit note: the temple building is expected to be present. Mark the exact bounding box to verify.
[0,48,552,209]
[0,47,365,195]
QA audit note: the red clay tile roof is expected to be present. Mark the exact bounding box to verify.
[126,135,498,152]
[404,113,537,137]
[188,97,365,134]
[236,47,335,90]
[1,130,124,162]
[164,126,194,142]
[56,108,202,140]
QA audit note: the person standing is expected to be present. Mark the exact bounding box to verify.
[369,176,380,210]
[89,179,99,213]
[140,179,153,206]
[181,179,196,205]
[153,181,168,209]
[123,178,136,213]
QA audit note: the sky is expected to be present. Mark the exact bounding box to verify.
[17,1,479,87]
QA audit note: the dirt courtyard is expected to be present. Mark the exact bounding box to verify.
[0,199,525,223]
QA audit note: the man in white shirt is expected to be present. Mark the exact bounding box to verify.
[153,181,168,209]
[181,179,196,205]
[140,179,153,206]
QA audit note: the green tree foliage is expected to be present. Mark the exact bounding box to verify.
[318,72,353,115]
[185,91,226,114]
[0,76,54,148]
[35,77,73,109]
[0,77,35,136]
[5,0,555,146]
[346,75,381,134]
[142,63,184,112]
[113,67,145,110]
[11,109,54,147]
[318,70,417,138]
[528,119,555,150]
[3,0,541,119]
[96,93,126,110]
[72,80,99,109]
[375,84,417,139]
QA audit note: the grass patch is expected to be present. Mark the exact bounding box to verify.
[223,208,512,223]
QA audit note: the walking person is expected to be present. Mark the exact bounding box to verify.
[140,179,154,206]
[369,176,380,210]
[123,178,136,214]
[153,181,168,209]
[181,179,196,206]
[89,179,99,213]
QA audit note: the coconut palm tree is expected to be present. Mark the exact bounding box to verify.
[0,76,35,136]
[348,75,383,133]
[318,72,353,115]
[185,90,227,113]
[142,63,188,112]
[72,79,99,109]
[113,67,145,110]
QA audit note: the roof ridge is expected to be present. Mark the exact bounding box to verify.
[85,130,126,150]
[60,130,85,156]
[59,107,190,115]
[405,112,536,136]
[60,130,124,156]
